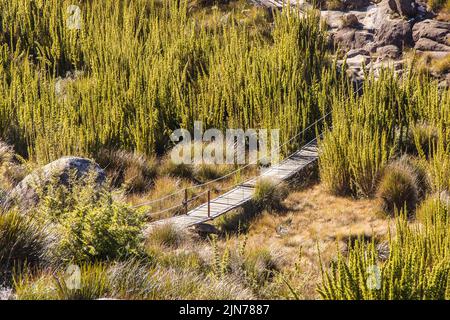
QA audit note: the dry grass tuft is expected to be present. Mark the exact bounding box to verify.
[96,149,157,194]
[147,224,186,249]
[253,178,288,212]
[377,159,419,216]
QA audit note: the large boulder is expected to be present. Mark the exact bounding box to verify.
[412,19,450,45]
[376,44,401,59]
[7,157,105,210]
[375,19,413,48]
[388,0,417,17]
[333,28,375,51]
[414,38,450,52]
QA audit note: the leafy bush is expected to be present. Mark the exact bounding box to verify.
[377,160,419,216]
[406,122,439,159]
[416,193,450,224]
[35,177,145,263]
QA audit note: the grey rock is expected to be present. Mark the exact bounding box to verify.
[346,54,372,66]
[415,38,450,52]
[192,223,220,235]
[0,287,14,300]
[342,0,372,9]
[376,19,413,48]
[334,28,375,51]
[339,14,360,30]
[388,0,417,17]
[376,45,401,59]
[7,157,105,210]
[412,19,450,44]
[347,48,370,58]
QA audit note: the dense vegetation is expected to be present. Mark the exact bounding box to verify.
[317,67,450,300]
[1,0,450,300]
[0,0,337,164]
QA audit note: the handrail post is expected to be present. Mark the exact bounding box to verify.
[184,189,188,215]
[207,190,211,218]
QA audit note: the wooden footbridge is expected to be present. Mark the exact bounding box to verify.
[138,123,323,235]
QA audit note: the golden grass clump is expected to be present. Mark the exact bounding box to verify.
[253,178,288,212]
[0,211,48,280]
[147,224,186,249]
[377,159,419,216]
[96,149,157,193]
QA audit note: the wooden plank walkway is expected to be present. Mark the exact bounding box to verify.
[145,139,318,234]
[250,0,302,8]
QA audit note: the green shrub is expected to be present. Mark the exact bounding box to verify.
[318,214,450,300]
[377,160,419,216]
[428,145,450,193]
[406,122,439,159]
[35,177,145,263]
[416,193,450,224]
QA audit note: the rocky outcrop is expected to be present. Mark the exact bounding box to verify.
[256,0,449,84]
[7,157,105,210]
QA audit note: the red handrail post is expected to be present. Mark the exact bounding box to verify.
[207,190,211,218]
[184,189,188,215]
